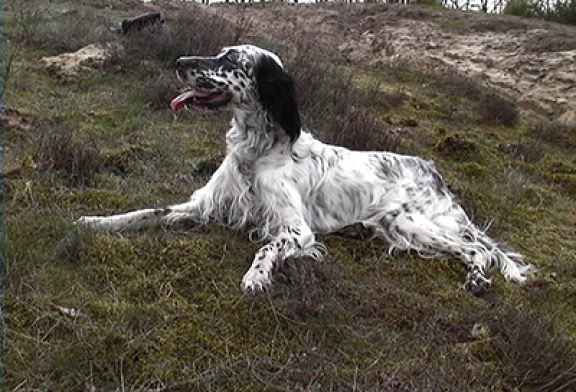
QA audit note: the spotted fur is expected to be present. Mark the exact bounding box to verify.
[77,45,534,294]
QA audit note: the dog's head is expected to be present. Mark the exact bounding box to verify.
[172,45,301,141]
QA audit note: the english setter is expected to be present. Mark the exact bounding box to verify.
[77,45,534,294]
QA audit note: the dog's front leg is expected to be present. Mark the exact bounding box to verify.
[241,224,316,293]
[75,187,213,232]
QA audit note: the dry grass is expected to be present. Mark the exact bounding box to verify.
[325,109,403,152]
[35,126,102,187]
[457,305,576,391]
[532,119,576,148]
[117,6,246,70]
[476,92,519,127]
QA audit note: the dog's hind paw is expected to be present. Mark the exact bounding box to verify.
[462,266,492,296]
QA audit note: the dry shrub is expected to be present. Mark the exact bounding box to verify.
[459,305,576,391]
[422,69,518,126]
[118,5,245,70]
[36,127,102,187]
[283,38,407,151]
[500,140,545,163]
[436,133,478,161]
[477,92,519,126]
[471,17,529,33]
[532,120,576,148]
[286,43,355,122]
[140,73,180,111]
[429,71,484,102]
[10,7,112,55]
[325,110,403,152]
[525,30,576,53]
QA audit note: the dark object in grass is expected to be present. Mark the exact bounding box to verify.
[112,12,163,35]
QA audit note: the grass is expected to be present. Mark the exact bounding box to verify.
[3,1,576,391]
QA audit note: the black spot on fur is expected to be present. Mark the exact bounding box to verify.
[154,208,171,216]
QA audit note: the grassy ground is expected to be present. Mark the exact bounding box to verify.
[3,1,576,391]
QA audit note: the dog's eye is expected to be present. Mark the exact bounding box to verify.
[225,50,240,63]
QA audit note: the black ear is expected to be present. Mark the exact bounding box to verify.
[255,55,301,142]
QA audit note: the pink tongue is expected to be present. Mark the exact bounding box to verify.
[170,91,197,112]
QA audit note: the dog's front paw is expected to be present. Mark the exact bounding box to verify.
[241,268,272,294]
[75,216,109,230]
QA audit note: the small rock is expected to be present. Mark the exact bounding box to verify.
[41,44,112,82]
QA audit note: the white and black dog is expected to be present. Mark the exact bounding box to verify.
[77,45,534,294]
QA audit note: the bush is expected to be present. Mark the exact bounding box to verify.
[36,127,102,187]
[325,110,403,152]
[503,0,536,17]
[479,306,576,391]
[6,5,112,55]
[118,5,245,70]
[476,92,518,127]
[532,119,576,148]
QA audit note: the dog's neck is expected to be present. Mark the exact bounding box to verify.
[226,108,292,162]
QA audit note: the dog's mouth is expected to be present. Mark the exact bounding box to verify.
[170,89,232,111]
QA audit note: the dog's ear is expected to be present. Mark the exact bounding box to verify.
[255,55,301,142]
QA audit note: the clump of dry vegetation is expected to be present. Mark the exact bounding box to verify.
[458,305,576,391]
[532,119,576,148]
[477,92,519,126]
[35,126,102,187]
[325,109,403,152]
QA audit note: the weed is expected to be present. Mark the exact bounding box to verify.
[118,6,244,70]
[532,119,576,148]
[35,126,102,187]
[476,92,518,127]
[465,305,576,391]
[325,109,403,152]
[436,133,478,161]
[500,139,545,163]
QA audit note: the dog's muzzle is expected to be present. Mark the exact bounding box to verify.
[171,56,232,111]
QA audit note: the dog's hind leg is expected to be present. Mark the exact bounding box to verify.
[375,204,533,295]
[241,222,319,293]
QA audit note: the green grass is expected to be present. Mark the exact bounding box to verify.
[3,1,576,391]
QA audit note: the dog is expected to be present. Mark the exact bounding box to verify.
[77,45,534,294]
